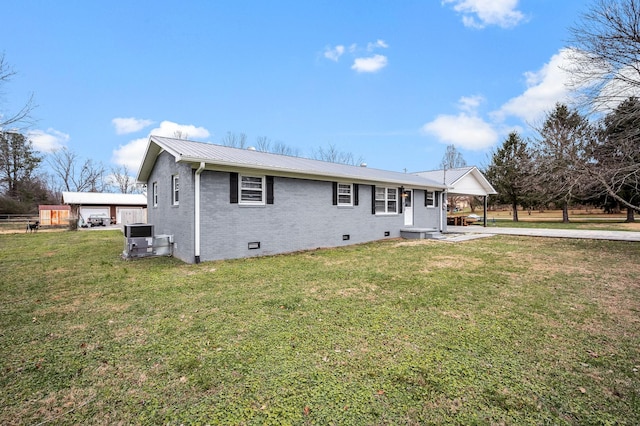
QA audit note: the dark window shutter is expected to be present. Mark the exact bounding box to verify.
[435,191,439,207]
[332,182,338,205]
[371,185,376,214]
[266,176,274,204]
[354,184,359,206]
[398,187,404,214]
[230,172,238,204]
[425,190,428,207]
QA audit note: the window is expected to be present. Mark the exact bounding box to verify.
[337,183,352,206]
[425,190,434,207]
[152,182,158,207]
[375,187,398,214]
[240,175,265,204]
[172,175,179,205]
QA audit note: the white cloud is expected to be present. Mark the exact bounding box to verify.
[421,95,500,150]
[421,113,498,150]
[458,95,485,113]
[495,49,575,123]
[351,54,388,73]
[421,49,590,151]
[112,117,154,134]
[367,39,389,51]
[443,0,525,29]
[324,40,389,73]
[324,45,345,62]
[112,120,211,172]
[27,128,69,152]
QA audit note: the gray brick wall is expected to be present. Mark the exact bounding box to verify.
[147,157,444,263]
[146,151,195,262]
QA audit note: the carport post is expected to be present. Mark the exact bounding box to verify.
[483,195,488,227]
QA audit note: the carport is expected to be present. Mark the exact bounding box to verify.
[413,167,497,227]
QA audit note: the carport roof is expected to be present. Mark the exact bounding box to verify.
[62,192,147,206]
[413,167,497,196]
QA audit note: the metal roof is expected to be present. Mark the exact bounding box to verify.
[61,191,147,205]
[137,136,449,189]
[413,167,497,195]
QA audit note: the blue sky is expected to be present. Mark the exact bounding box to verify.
[1,0,587,177]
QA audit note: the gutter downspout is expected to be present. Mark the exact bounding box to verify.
[194,162,205,264]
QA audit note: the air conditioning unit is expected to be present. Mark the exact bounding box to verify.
[123,224,154,258]
[122,224,174,259]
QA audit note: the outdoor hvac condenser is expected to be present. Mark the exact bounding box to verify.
[123,224,154,258]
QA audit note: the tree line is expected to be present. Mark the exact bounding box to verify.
[485,0,640,222]
[485,100,639,222]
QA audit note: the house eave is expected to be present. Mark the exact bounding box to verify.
[178,156,450,190]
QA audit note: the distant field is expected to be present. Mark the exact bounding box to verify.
[457,209,640,232]
[1,230,638,424]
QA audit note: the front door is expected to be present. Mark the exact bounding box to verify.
[403,190,413,226]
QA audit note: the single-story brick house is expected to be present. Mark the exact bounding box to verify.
[137,136,451,263]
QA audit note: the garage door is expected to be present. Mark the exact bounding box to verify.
[117,208,145,225]
[79,207,110,223]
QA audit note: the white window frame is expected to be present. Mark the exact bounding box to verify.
[375,186,398,214]
[426,190,435,208]
[152,182,158,207]
[239,174,265,205]
[337,183,353,206]
[172,175,179,206]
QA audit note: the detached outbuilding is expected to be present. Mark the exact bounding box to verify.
[137,136,450,263]
[61,191,147,226]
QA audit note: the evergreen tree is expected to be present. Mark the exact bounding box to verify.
[0,131,42,205]
[485,131,533,222]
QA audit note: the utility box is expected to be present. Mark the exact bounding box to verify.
[153,234,173,256]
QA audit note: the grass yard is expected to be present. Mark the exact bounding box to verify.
[1,231,639,424]
[450,208,640,232]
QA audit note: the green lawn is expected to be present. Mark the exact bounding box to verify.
[1,231,639,424]
[479,219,640,232]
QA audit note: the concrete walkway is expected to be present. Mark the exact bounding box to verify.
[447,225,640,242]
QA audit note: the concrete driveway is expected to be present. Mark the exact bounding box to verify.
[447,225,640,242]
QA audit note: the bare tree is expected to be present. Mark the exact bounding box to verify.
[567,0,640,112]
[173,130,188,140]
[48,147,106,193]
[532,104,593,223]
[439,144,468,212]
[255,136,299,156]
[220,131,247,148]
[566,0,640,215]
[439,144,467,170]
[313,143,363,166]
[0,53,36,129]
[109,165,141,194]
[585,97,640,219]
[255,136,271,152]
